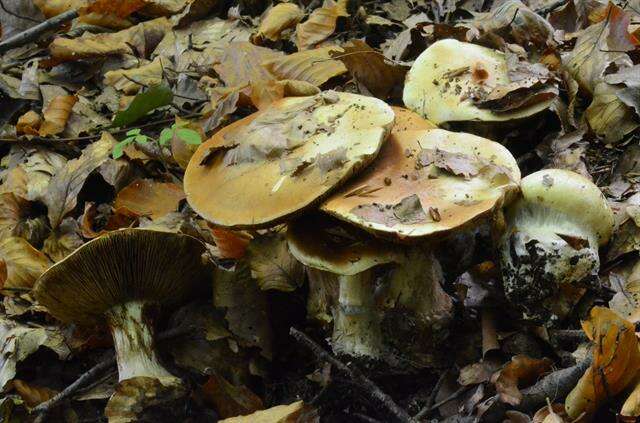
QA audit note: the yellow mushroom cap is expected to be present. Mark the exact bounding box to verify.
[518,169,614,245]
[184,91,395,229]
[390,106,437,133]
[321,128,521,241]
[402,39,554,125]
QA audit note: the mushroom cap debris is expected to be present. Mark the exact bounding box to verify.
[184,91,395,229]
[33,229,211,326]
[321,128,521,241]
[287,213,403,276]
[403,39,555,125]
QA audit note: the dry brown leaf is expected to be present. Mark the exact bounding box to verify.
[41,132,116,228]
[246,231,304,292]
[0,237,51,291]
[296,0,349,50]
[114,179,185,220]
[219,401,314,423]
[16,111,41,136]
[39,95,77,137]
[105,377,186,422]
[0,193,30,239]
[263,46,347,87]
[209,227,252,259]
[33,0,85,18]
[565,307,640,420]
[213,42,284,109]
[42,218,84,262]
[330,40,407,98]
[103,57,164,94]
[201,374,264,418]
[585,82,639,144]
[12,379,58,408]
[492,355,553,406]
[171,117,205,169]
[532,403,568,423]
[256,3,304,42]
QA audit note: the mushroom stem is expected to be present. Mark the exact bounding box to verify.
[106,301,176,382]
[333,271,382,358]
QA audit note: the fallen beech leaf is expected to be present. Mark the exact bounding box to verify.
[565,307,640,420]
[114,179,185,220]
[213,42,284,109]
[492,355,553,406]
[0,237,51,291]
[331,40,408,98]
[42,218,84,262]
[246,231,304,292]
[39,95,77,137]
[41,132,116,228]
[532,403,568,423]
[219,400,309,423]
[209,227,252,259]
[585,82,639,144]
[103,57,164,94]
[80,0,145,18]
[256,3,304,42]
[79,202,135,239]
[33,0,84,18]
[171,118,205,169]
[0,147,68,201]
[201,374,264,418]
[605,3,639,52]
[16,111,41,136]
[0,193,31,239]
[105,376,186,422]
[418,148,484,179]
[263,46,347,87]
[12,379,57,408]
[296,0,349,50]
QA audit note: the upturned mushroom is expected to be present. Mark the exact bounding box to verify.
[499,169,615,323]
[287,213,403,358]
[33,229,212,410]
[403,39,556,126]
[184,90,395,229]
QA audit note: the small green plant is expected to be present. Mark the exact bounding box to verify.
[112,123,202,159]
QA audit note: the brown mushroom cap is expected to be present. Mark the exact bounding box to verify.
[390,106,437,133]
[184,91,395,229]
[33,229,211,325]
[321,128,521,241]
[286,213,403,275]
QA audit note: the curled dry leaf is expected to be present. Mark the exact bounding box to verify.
[246,231,304,292]
[103,57,164,95]
[296,0,349,50]
[39,95,78,137]
[491,355,553,406]
[263,46,347,87]
[0,193,30,239]
[565,307,640,420]
[114,179,185,220]
[330,40,408,99]
[255,3,304,42]
[16,111,41,136]
[586,82,639,144]
[0,237,51,291]
[42,217,84,262]
[201,374,264,418]
[219,400,310,423]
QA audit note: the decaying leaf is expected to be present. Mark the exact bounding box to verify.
[114,179,185,220]
[201,374,264,418]
[104,57,165,94]
[210,227,252,260]
[418,148,484,179]
[263,47,347,87]
[218,401,312,423]
[42,217,84,262]
[0,237,51,291]
[565,307,640,420]
[12,379,57,408]
[246,231,304,292]
[15,111,41,136]
[41,132,116,228]
[492,355,553,406]
[255,3,304,42]
[104,377,186,422]
[296,0,349,50]
[39,95,78,137]
[585,82,639,144]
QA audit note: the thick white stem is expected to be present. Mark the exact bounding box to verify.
[106,301,176,382]
[332,271,382,358]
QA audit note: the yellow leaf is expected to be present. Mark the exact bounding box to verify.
[103,57,164,94]
[492,355,553,406]
[33,0,85,18]
[219,401,308,423]
[296,0,349,50]
[39,95,77,137]
[585,82,639,144]
[16,111,41,136]
[263,46,347,87]
[565,307,640,420]
[114,179,186,220]
[0,237,51,291]
[256,3,304,42]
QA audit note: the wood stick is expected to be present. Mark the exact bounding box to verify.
[0,10,78,54]
[289,327,414,423]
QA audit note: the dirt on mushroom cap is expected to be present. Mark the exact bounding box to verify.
[321,128,521,241]
[183,91,395,229]
[33,229,211,326]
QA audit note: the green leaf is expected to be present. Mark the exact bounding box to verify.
[126,128,141,136]
[112,85,174,127]
[177,128,202,145]
[159,128,174,146]
[135,134,149,143]
[112,139,133,159]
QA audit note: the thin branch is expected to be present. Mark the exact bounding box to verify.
[414,369,450,420]
[0,9,78,54]
[289,327,414,423]
[31,326,194,423]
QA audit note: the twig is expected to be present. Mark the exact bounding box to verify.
[0,9,78,54]
[413,369,450,420]
[289,327,413,423]
[534,0,566,15]
[31,326,194,423]
[517,357,592,412]
[415,386,470,419]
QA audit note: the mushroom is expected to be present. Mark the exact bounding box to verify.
[390,106,437,132]
[184,90,395,229]
[33,229,211,398]
[286,213,403,358]
[403,39,555,126]
[499,169,615,322]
